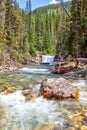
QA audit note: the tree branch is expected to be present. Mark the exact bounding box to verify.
[59,0,71,18]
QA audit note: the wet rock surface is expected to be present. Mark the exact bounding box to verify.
[0,65,87,130]
[40,78,79,99]
[51,62,84,74]
[66,109,87,130]
[34,124,54,130]
[64,69,87,79]
[51,57,87,76]
[0,87,19,95]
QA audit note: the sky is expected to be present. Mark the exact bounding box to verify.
[18,0,69,10]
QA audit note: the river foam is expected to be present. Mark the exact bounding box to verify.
[0,91,63,130]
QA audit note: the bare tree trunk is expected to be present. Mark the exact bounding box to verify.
[0,0,6,29]
[50,11,54,46]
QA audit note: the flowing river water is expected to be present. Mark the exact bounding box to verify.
[0,65,87,130]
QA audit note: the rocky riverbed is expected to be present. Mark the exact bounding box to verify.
[0,65,87,130]
[51,57,87,79]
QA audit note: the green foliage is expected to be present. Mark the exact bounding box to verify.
[77,71,87,76]
[33,1,71,15]
[69,0,87,57]
[29,42,36,56]
[19,52,30,62]
[0,0,86,66]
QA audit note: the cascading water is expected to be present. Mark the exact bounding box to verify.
[42,55,54,64]
[0,91,65,130]
[0,65,87,130]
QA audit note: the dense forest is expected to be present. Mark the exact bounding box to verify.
[0,0,87,66]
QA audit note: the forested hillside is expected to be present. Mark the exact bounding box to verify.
[0,0,87,67]
[33,1,71,15]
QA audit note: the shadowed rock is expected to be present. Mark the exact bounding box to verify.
[40,78,79,99]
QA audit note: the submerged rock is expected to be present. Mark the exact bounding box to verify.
[22,90,31,96]
[0,118,8,127]
[31,93,39,101]
[34,124,54,130]
[40,78,79,99]
[1,87,18,95]
[81,125,87,130]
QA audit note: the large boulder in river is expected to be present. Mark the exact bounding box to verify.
[40,78,79,99]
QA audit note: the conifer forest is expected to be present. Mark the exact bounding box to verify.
[0,0,87,66]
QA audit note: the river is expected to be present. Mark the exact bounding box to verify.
[0,65,87,130]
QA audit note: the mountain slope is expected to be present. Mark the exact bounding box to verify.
[33,1,71,15]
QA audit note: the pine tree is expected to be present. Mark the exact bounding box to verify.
[70,0,87,56]
[0,0,6,59]
[35,13,43,51]
[25,0,31,13]
[5,0,11,45]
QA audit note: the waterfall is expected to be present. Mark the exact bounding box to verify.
[42,55,54,64]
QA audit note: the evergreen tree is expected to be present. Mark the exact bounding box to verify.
[0,0,86,66]
[5,0,11,46]
[70,0,87,56]
[35,13,43,51]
